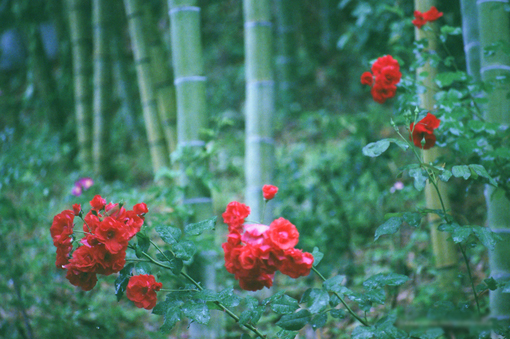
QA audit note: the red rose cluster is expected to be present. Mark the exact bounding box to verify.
[50,195,148,291]
[412,6,443,29]
[126,274,162,310]
[221,192,314,291]
[360,55,402,104]
[410,112,441,150]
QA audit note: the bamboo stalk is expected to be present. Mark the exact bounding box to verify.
[414,0,458,287]
[244,0,275,224]
[92,0,112,177]
[460,0,481,80]
[124,0,170,174]
[274,0,296,111]
[168,1,217,337]
[477,0,510,323]
[143,4,178,154]
[68,0,93,172]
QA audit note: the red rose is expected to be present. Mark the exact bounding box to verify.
[133,202,149,215]
[266,217,299,250]
[50,210,75,247]
[94,216,129,254]
[360,72,374,86]
[262,185,279,200]
[65,268,98,291]
[378,66,401,86]
[239,273,274,291]
[412,10,427,29]
[413,6,443,29]
[66,245,99,273]
[410,113,441,150]
[55,241,72,269]
[370,82,397,104]
[423,6,443,22]
[126,274,162,310]
[278,248,314,279]
[91,244,126,275]
[72,204,81,216]
[222,201,250,232]
[121,211,144,239]
[371,55,400,76]
[90,195,106,210]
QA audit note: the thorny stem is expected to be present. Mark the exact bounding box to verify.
[459,244,482,315]
[395,128,482,316]
[137,246,266,339]
[312,267,370,327]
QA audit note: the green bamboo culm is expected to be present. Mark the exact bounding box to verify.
[274,0,296,112]
[244,0,275,224]
[143,4,178,154]
[168,1,218,337]
[460,0,481,80]
[477,0,510,325]
[68,0,93,172]
[124,0,169,174]
[414,0,458,289]
[92,0,112,177]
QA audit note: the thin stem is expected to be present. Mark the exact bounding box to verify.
[459,244,482,316]
[139,249,266,338]
[312,267,370,327]
[160,288,198,292]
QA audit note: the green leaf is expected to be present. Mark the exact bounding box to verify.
[362,139,390,157]
[311,313,328,330]
[363,273,409,290]
[323,275,346,294]
[438,169,452,182]
[452,165,471,180]
[408,167,428,191]
[184,216,217,236]
[351,325,375,339]
[276,310,311,331]
[136,231,150,252]
[484,277,498,291]
[300,288,330,314]
[239,306,264,325]
[452,225,473,244]
[114,263,133,301]
[409,328,444,339]
[270,294,299,315]
[218,288,241,308]
[194,289,218,302]
[330,309,346,319]
[182,302,210,324]
[469,164,498,187]
[156,225,182,245]
[135,261,152,275]
[362,139,408,158]
[159,306,181,333]
[276,330,299,339]
[472,226,498,250]
[312,247,324,267]
[435,71,467,88]
[403,212,422,227]
[173,240,196,260]
[262,290,285,306]
[374,217,403,241]
[365,289,386,305]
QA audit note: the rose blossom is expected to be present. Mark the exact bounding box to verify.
[410,113,441,150]
[266,218,299,250]
[126,274,163,310]
[90,195,106,210]
[222,201,250,232]
[262,185,279,200]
